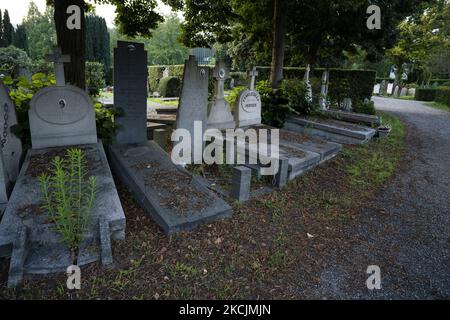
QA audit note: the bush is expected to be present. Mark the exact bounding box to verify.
[353,99,376,115]
[415,88,437,101]
[429,79,450,87]
[228,72,248,89]
[148,66,165,93]
[256,80,294,128]
[158,76,181,97]
[281,79,316,116]
[93,102,123,146]
[0,45,32,77]
[86,61,106,96]
[435,87,450,107]
[226,86,246,111]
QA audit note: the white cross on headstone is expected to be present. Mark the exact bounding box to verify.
[45,47,71,87]
[248,66,259,90]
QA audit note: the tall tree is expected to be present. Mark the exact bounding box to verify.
[0,10,3,48]
[86,15,111,79]
[12,24,28,52]
[2,10,14,47]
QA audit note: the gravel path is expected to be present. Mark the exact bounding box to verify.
[298,97,450,299]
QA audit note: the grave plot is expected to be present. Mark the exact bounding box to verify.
[284,116,376,145]
[109,142,232,234]
[109,45,232,234]
[0,48,125,288]
[321,109,381,127]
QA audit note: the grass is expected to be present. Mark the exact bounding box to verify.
[426,101,450,113]
[399,96,415,100]
[148,98,179,107]
[0,112,407,299]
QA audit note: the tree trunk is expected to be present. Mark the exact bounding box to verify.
[269,0,287,89]
[54,0,86,90]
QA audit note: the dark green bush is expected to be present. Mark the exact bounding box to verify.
[435,87,450,107]
[86,61,106,96]
[256,80,294,128]
[168,65,184,78]
[430,79,450,87]
[281,79,316,116]
[148,66,166,93]
[158,76,181,97]
[353,99,376,115]
[415,88,438,101]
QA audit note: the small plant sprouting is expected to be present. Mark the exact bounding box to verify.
[38,148,97,264]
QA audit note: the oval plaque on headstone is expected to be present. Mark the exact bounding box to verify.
[239,90,261,113]
[32,86,91,125]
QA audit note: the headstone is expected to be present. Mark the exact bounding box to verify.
[234,67,262,128]
[319,70,330,109]
[400,87,408,97]
[175,55,209,163]
[231,166,251,202]
[387,83,394,95]
[45,47,71,87]
[342,98,353,111]
[393,86,400,97]
[114,41,148,145]
[408,88,416,97]
[304,64,313,103]
[0,80,23,205]
[373,84,381,95]
[380,80,387,95]
[0,48,125,287]
[162,67,170,78]
[207,61,235,130]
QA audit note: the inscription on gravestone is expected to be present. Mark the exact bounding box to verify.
[114,41,148,145]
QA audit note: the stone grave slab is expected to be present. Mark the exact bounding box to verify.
[387,83,394,95]
[109,141,232,234]
[284,117,376,145]
[0,142,125,287]
[322,109,381,127]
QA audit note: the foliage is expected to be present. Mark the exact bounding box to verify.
[86,61,106,96]
[281,79,316,116]
[148,66,166,93]
[0,46,33,77]
[93,102,123,146]
[256,80,294,128]
[1,10,14,48]
[2,73,55,146]
[226,86,246,111]
[22,3,56,60]
[38,148,97,263]
[415,88,438,101]
[158,76,181,97]
[353,99,377,116]
[434,87,450,107]
[12,24,28,52]
[86,15,111,83]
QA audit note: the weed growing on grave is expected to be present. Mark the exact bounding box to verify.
[38,148,97,264]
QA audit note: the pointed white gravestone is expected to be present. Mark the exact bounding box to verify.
[319,70,330,109]
[207,61,235,130]
[304,64,313,103]
[234,66,262,127]
[45,47,71,87]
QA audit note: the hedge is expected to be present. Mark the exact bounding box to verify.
[158,76,181,97]
[430,79,450,87]
[435,87,450,107]
[148,66,165,93]
[415,88,438,101]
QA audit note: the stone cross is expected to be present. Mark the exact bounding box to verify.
[212,60,230,101]
[248,66,259,90]
[304,64,311,83]
[45,47,71,87]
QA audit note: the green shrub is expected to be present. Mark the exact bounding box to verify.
[93,102,123,146]
[158,76,181,97]
[430,79,450,87]
[435,87,450,107]
[353,99,376,115]
[415,88,437,101]
[281,79,316,116]
[0,45,32,77]
[38,148,97,264]
[228,72,248,89]
[256,80,294,128]
[168,65,184,78]
[86,61,106,96]
[148,66,165,93]
[226,86,246,111]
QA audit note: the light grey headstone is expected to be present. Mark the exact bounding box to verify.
[387,83,394,95]
[114,41,148,145]
[373,84,381,94]
[304,64,313,103]
[175,56,209,163]
[400,87,408,97]
[319,70,330,109]
[248,66,259,91]
[393,86,400,97]
[162,67,169,78]
[234,89,262,127]
[207,60,235,130]
[342,98,353,111]
[29,85,98,149]
[0,81,23,203]
[408,88,416,97]
[231,166,251,202]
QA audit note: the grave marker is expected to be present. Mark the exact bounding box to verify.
[234,67,262,128]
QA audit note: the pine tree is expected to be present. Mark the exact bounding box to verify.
[0,9,4,48]
[13,24,28,52]
[3,10,14,47]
